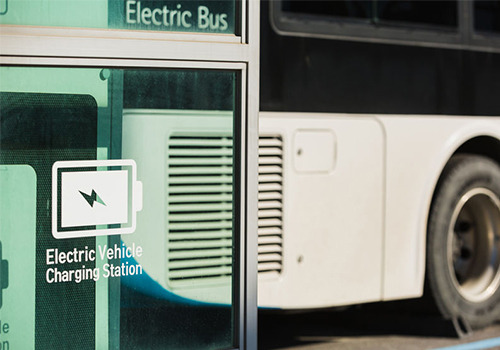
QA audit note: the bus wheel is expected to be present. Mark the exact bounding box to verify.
[427,154,500,329]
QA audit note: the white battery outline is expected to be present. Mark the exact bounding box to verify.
[52,159,143,239]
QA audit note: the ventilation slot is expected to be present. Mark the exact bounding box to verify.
[167,134,233,287]
[258,135,284,277]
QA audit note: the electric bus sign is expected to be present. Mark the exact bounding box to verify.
[110,0,235,33]
[0,0,236,34]
[52,159,143,239]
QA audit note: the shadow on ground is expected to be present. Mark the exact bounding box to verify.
[258,299,468,350]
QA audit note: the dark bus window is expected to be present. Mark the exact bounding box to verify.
[282,0,372,20]
[282,0,458,28]
[475,1,500,33]
[377,1,457,28]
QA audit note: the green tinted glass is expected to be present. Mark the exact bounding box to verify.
[0,66,237,349]
[0,0,236,34]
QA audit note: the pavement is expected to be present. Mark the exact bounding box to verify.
[258,300,500,350]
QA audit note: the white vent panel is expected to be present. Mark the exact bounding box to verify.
[258,135,284,277]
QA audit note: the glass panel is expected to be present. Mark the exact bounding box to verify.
[0,66,238,349]
[474,0,500,33]
[376,1,457,28]
[282,0,458,28]
[0,0,236,34]
[282,0,372,20]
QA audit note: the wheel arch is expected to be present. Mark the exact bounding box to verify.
[430,136,500,206]
[380,117,500,302]
[453,136,500,166]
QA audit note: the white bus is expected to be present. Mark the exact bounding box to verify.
[257,0,500,331]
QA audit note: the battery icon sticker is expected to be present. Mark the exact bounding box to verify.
[52,160,143,239]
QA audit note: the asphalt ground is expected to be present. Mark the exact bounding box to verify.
[258,300,500,350]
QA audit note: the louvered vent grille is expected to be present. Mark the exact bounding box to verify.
[258,135,284,277]
[167,134,233,287]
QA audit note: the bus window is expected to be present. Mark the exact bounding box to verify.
[281,0,458,29]
[376,1,457,28]
[474,0,500,33]
[282,0,372,20]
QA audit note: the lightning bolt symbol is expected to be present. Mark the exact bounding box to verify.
[79,189,106,207]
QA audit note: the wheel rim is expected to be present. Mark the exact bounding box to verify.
[447,188,500,303]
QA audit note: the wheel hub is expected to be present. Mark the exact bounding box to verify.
[447,188,500,303]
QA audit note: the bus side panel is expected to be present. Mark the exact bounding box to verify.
[258,112,384,309]
[380,115,500,301]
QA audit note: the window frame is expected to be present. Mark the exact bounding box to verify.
[469,0,500,51]
[0,0,244,41]
[270,0,500,53]
[0,58,251,350]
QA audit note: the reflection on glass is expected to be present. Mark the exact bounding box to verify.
[120,69,236,349]
[0,66,237,349]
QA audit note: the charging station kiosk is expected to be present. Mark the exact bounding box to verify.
[0,1,258,349]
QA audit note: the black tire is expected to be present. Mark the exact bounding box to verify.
[427,154,500,329]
